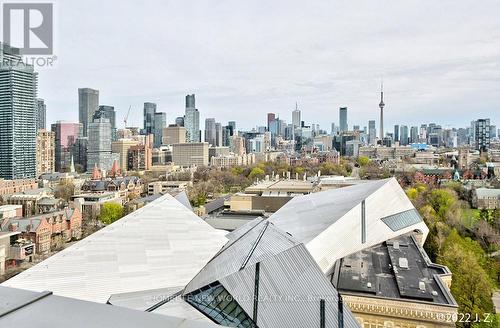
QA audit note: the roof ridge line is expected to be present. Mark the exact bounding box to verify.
[239,221,270,271]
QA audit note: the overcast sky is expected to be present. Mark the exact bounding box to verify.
[37,0,500,131]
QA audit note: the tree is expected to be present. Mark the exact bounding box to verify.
[357,156,370,167]
[54,181,75,202]
[248,167,265,180]
[98,202,124,225]
[427,189,456,220]
[439,230,496,328]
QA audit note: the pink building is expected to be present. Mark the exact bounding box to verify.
[51,121,81,172]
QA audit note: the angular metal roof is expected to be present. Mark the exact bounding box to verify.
[268,178,429,274]
[0,286,222,328]
[269,178,390,243]
[2,194,227,303]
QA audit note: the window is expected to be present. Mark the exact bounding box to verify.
[184,281,257,328]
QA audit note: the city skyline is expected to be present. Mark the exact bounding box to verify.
[38,0,500,131]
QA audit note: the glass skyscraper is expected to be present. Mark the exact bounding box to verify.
[339,107,348,132]
[0,43,38,179]
[185,94,200,142]
[78,88,99,137]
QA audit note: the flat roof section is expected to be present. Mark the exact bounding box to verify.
[336,234,456,306]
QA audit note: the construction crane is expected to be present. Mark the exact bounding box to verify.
[123,105,131,128]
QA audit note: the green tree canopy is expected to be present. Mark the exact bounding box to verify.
[98,202,124,225]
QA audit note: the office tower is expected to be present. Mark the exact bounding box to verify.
[37,99,46,130]
[473,119,491,151]
[162,125,187,145]
[339,107,348,132]
[87,118,113,170]
[143,102,157,135]
[153,112,166,148]
[0,44,38,179]
[204,118,216,146]
[410,126,419,144]
[379,84,385,140]
[72,136,88,172]
[171,142,209,166]
[368,120,376,145]
[111,138,139,172]
[490,125,496,138]
[400,125,409,145]
[51,121,81,172]
[228,121,236,134]
[185,94,200,142]
[215,122,223,147]
[94,105,117,141]
[36,130,55,176]
[353,125,360,132]
[267,113,276,131]
[393,125,399,143]
[175,116,184,126]
[78,88,99,137]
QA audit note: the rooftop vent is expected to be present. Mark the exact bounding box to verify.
[419,281,426,291]
[399,257,409,269]
[393,241,399,249]
[431,290,438,296]
[367,282,372,288]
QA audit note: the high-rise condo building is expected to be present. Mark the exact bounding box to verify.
[267,113,276,131]
[368,120,376,145]
[94,105,117,141]
[0,43,38,179]
[185,94,200,142]
[410,126,419,144]
[204,118,216,146]
[215,122,223,147]
[153,112,166,148]
[78,88,99,137]
[37,98,46,130]
[393,125,399,143]
[339,107,348,132]
[473,119,490,151]
[143,102,157,135]
[87,118,113,170]
[36,130,55,176]
[400,125,409,146]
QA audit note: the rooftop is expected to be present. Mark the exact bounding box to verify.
[334,233,456,306]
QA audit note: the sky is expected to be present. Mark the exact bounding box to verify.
[29,0,500,131]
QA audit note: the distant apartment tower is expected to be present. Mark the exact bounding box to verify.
[78,88,99,137]
[267,113,276,131]
[400,125,409,145]
[215,122,223,147]
[162,126,187,145]
[153,112,166,148]
[473,119,490,151]
[0,43,38,179]
[368,120,376,145]
[94,105,117,141]
[185,94,200,142]
[339,107,348,132]
[37,99,46,130]
[143,102,157,135]
[204,118,217,146]
[51,121,81,172]
[36,130,55,176]
[87,118,113,170]
[410,126,419,144]
[393,125,399,143]
[172,142,209,166]
[175,116,184,126]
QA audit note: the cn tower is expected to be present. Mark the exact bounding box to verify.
[379,83,385,141]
